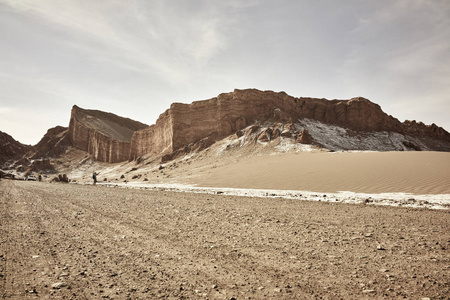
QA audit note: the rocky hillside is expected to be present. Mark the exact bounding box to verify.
[0,131,31,167]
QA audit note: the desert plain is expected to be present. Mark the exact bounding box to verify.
[1,150,449,299]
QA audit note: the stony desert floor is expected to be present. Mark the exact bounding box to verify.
[1,180,449,299]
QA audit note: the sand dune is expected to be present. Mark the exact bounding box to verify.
[192,151,450,195]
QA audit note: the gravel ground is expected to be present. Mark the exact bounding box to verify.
[1,180,449,299]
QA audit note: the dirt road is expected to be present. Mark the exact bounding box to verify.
[1,180,449,299]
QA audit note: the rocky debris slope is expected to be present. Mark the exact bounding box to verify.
[0,131,31,167]
[68,105,148,163]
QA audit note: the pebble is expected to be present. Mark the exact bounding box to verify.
[52,282,68,289]
[362,289,376,294]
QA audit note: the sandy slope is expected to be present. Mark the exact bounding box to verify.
[1,180,449,299]
[187,151,450,195]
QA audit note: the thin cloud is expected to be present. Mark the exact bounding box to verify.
[0,0,449,145]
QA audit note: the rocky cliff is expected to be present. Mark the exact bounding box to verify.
[68,105,148,163]
[130,89,450,160]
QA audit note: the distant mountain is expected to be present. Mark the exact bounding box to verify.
[0,131,31,167]
[27,126,71,159]
[3,89,450,176]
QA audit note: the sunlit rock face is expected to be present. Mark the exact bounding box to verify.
[68,105,147,163]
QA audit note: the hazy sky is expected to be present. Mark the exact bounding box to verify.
[1,0,449,145]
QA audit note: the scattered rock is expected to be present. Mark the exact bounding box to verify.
[58,174,69,183]
[257,128,273,142]
[297,129,312,144]
[52,282,68,289]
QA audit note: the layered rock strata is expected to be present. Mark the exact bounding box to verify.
[68,106,147,163]
[130,89,450,160]
[29,89,449,165]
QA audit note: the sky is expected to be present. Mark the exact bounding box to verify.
[0,0,449,145]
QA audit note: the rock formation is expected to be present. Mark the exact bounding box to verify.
[297,129,313,144]
[4,89,450,168]
[130,89,450,160]
[68,105,148,163]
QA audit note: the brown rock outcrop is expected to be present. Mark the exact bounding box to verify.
[297,129,313,144]
[68,106,148,163]
[258,128,273,142]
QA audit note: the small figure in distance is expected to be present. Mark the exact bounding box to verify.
[38,173,42,182]
[93,171,98,185]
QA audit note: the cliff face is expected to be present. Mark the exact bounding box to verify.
[129,110,174,160]
[68,106,148,163]
[130,89,450,160]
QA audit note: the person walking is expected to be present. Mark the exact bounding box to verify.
[93,171,98,185]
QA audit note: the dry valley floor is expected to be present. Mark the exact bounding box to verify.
[1,180,449,299]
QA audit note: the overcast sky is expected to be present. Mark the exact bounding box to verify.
[1,0,449,145]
